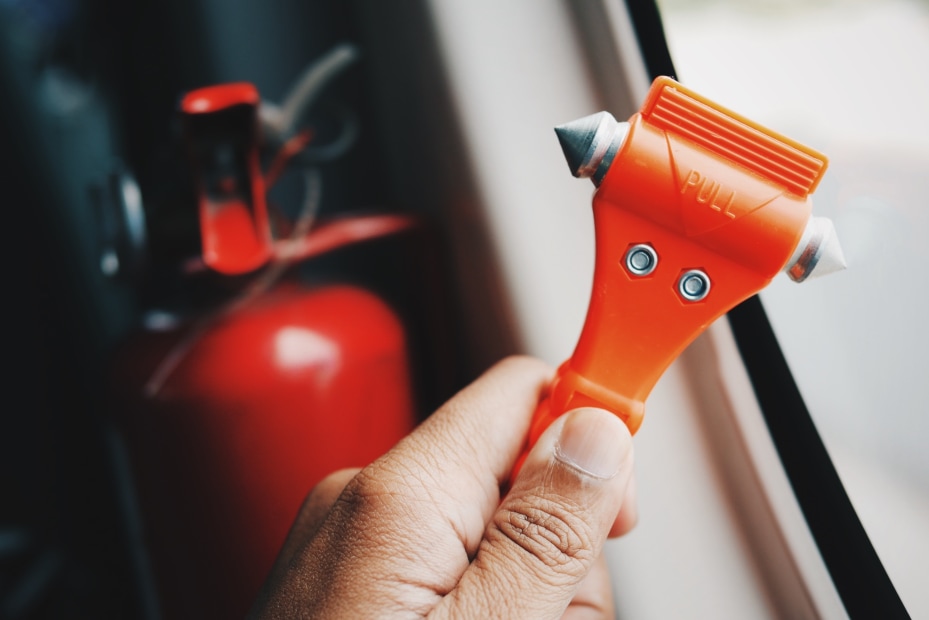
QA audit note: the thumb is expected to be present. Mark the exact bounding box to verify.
[434,407,634,620]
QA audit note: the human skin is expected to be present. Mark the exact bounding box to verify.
[250,356,638,619]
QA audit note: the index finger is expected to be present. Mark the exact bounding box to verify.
[376,355,552,552]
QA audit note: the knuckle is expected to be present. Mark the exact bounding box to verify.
[338,468,391,511]
[491,493,596,583]
[309,468,360,501]
[330,463,441,554]
[295,468,361,523]
[335,461,419,519]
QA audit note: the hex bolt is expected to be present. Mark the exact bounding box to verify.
[624,244,658,277]
[678,269,711,302]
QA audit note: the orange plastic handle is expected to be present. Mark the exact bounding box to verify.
[512,77,827,479]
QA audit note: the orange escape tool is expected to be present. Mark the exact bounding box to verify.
[513,77,845,477]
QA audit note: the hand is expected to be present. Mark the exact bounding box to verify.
[250,356,638,619]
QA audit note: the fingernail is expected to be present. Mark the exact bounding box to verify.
[554,408,630,479]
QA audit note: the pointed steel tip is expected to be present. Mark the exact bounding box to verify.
[786,216,847,282]
[554,113,606,179]
[806,218,847,280]
[554,112,627,185]
[553,125,582,175]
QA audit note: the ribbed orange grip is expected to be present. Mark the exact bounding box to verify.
[642,77,827,197]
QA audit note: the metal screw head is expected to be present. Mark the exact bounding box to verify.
[678,269,711,301]
[624,244,658,276]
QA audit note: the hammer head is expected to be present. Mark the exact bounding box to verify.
[556,81,845,282]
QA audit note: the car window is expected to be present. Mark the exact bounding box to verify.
[655,0,929,615]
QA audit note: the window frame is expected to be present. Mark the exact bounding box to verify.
[628,1,909,617]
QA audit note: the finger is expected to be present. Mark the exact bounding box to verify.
[254,357,555,618]
[609,473,638,538]
[408,355,552,482]
[435,407,634,620]
[563,555,614,620]
[369,355,553,552]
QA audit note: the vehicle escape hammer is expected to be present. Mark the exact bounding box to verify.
[513,76,845,476]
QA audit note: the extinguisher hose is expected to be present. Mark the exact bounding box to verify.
[260,43,360,144]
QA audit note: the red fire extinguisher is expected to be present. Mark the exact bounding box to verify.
[110,72,420,618]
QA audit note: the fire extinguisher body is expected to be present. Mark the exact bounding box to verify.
[113,283,416,618]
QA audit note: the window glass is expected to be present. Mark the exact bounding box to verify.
[656,0,929,615]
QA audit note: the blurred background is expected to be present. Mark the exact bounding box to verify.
[1,1,475,616]
[658,0,929,614]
